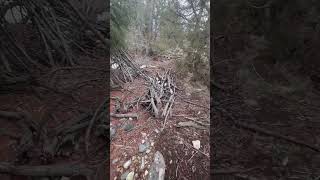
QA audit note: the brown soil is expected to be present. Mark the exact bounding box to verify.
[110,55,210,180]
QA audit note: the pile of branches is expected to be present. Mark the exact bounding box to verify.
[0,99,108,179]
[0,0,109,90]
[110,48,146,87]
[142,69,176,123]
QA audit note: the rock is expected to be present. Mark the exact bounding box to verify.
[126,171,134,180]
[151,141,154,146]
[141,132,147,137]
[121,171,129,180]
[192,140,201,150]
[110,127,116,139]
[142,139,145,144]
[144,170,149,176]
[123,122,134,132]
[112,158,119,164]
[148,151,166,180]
[123,160,132,169]
[140,157,145,170]
[169,160,172,164]
[139,142,150,153]
[154,129,160,134]
[146,149,151,154]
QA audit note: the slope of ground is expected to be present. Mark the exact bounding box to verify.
[110,54,210,180]
[212,49,320,179]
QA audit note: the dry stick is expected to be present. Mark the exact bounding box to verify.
[162,94,174,117]
[85,99,108,155]
[176,94,209,110]
[110,113,138,119]
[235,121,320,152]
[0,162,93,177]
[150,88,159,118]
[65,0,110,47]
[162,96,175,129]
[213,167,260,175]
[183,117,210,127]
[73,78,106,89]
[218,107,320,152]
[49,8,73,65]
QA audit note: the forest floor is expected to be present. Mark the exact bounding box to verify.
[212,48,320,179]
[0,57,108,180]
[110,54,210,180]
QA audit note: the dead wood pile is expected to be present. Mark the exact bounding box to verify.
[0,0,109,91]
[141,69,176,123]
[111,49,147,88]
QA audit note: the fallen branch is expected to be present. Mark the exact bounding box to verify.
[235,121,320,153]
[176,95,209,110]
[110,113,138,119]
[217,107,320,152]
[183,117,210,127]
[176,121,207,130]
[213,167,260,175]
[85,99,108,155]
[0,162,93,177]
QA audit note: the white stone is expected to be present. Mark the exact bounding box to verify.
[146,149,151,154]
[126,171,134,180]
[154,129,160,134]
[192,140,201,150]
[123,160,132,169]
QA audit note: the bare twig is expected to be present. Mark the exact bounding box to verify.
[110,113,138,119]
[85,99,108,155]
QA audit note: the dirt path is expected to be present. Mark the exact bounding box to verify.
[110,55,210,180]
